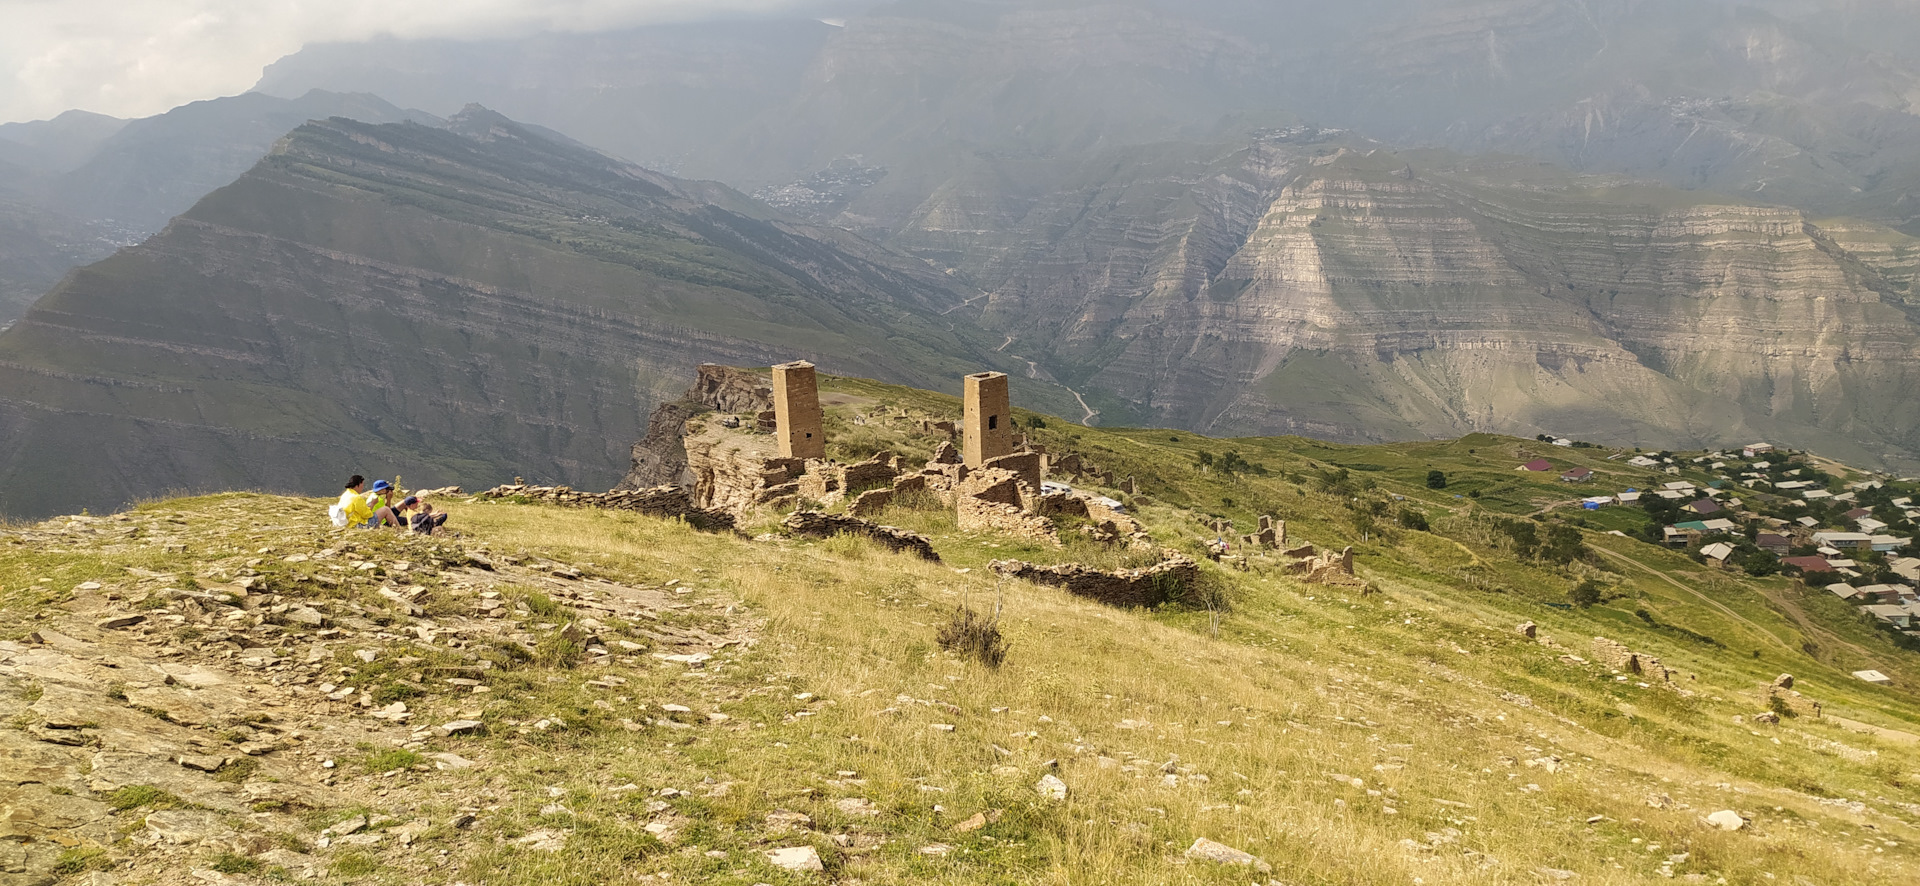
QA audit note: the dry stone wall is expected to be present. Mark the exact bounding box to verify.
[782,511,941,562]
[476,484,735,531]
[989,551,1199,609]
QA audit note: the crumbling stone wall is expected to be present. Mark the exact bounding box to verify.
[849,488,894,517]
[478,484,735,530]
[984,451,1042,492]
[989,551,1199,608]
[959,498,1060,545]
[1287,546,1357,585]
[1590,637,1671,681]
[958,468,1027,508]
[1241,515,1286,549]
[797,454,900,505]
[783,511,941,562]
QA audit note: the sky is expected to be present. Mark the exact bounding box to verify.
[0,0,830,124]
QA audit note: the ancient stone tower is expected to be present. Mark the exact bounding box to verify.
[772,361,825,459]
[962,371,1013,467]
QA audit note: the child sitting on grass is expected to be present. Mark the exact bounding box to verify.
[397,496,450,535]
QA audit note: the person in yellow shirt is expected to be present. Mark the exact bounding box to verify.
[337,475,380,528]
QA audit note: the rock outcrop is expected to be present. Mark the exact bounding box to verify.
[619,365,775,491]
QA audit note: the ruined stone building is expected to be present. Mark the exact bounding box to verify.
[772,360,826,460]
[963,371,1012,467]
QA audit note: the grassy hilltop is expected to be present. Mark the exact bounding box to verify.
[2,373,1917,885]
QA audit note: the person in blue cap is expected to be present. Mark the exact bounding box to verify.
[363,479,407,530]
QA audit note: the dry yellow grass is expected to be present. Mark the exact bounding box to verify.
[420,499,1918,885]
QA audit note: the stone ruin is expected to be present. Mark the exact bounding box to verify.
[783,511,941,562]
[989,550,1200,609]
[1242,515,1286,550]
[1759,673,1822,719]
[607,364,1166,563]
[1590,636,1672,682]
[475,483,736,531]
[772,360,826,460]
[963,371,1014,467]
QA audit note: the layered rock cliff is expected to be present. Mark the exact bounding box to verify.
[915,140,1920,468]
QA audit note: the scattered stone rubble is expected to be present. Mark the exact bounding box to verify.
[989,551,1200,608]
[0,504,747,884]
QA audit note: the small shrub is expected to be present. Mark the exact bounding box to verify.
[1425,470,1447,489]
[52,846,111,875]
[936,606,1008,668]
[1569,579,1602,608]
[519,591,568,620]
[107,785,184,811]
[361,747,425,774]
[213,756,260,784]
[533,625,588,669]
[330,851,378,877]
[211,853,261,874]
[1768,694,1797,719]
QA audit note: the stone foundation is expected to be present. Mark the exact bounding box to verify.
[477,484,736,530]
[1590,637,1671,681]
[783,511,941,562]
[989,551,1199,609]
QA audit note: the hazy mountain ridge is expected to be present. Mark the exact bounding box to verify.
[0,108,1060,517]
[249,1,1920,233]
[902,138,1920,467]
[0,91,430,324]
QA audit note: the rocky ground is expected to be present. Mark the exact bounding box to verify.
[0,500,749,885]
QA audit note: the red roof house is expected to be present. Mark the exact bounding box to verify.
[1782,556,1835,573]
[1560,467,1593,482]
[1521,458,1552,472]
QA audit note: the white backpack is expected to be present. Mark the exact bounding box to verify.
[328,503,349,528]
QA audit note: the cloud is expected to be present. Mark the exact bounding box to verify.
[0,0,827,123]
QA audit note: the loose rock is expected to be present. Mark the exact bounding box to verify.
[767,845,824,872]
[1705,810,1747,831]
[1184,837,1273,873]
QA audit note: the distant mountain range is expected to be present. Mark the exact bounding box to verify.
[8,0,1920,514]
[0,108,1063,517]
[0,91,428,323]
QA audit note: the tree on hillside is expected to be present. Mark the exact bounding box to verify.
[1426,470,1447,489]
[1569,579,1602,608]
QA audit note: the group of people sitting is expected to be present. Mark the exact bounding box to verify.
[332,475,450,535]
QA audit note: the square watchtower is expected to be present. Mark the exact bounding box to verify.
[772,361,825,459]
[962,371,1013,467]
